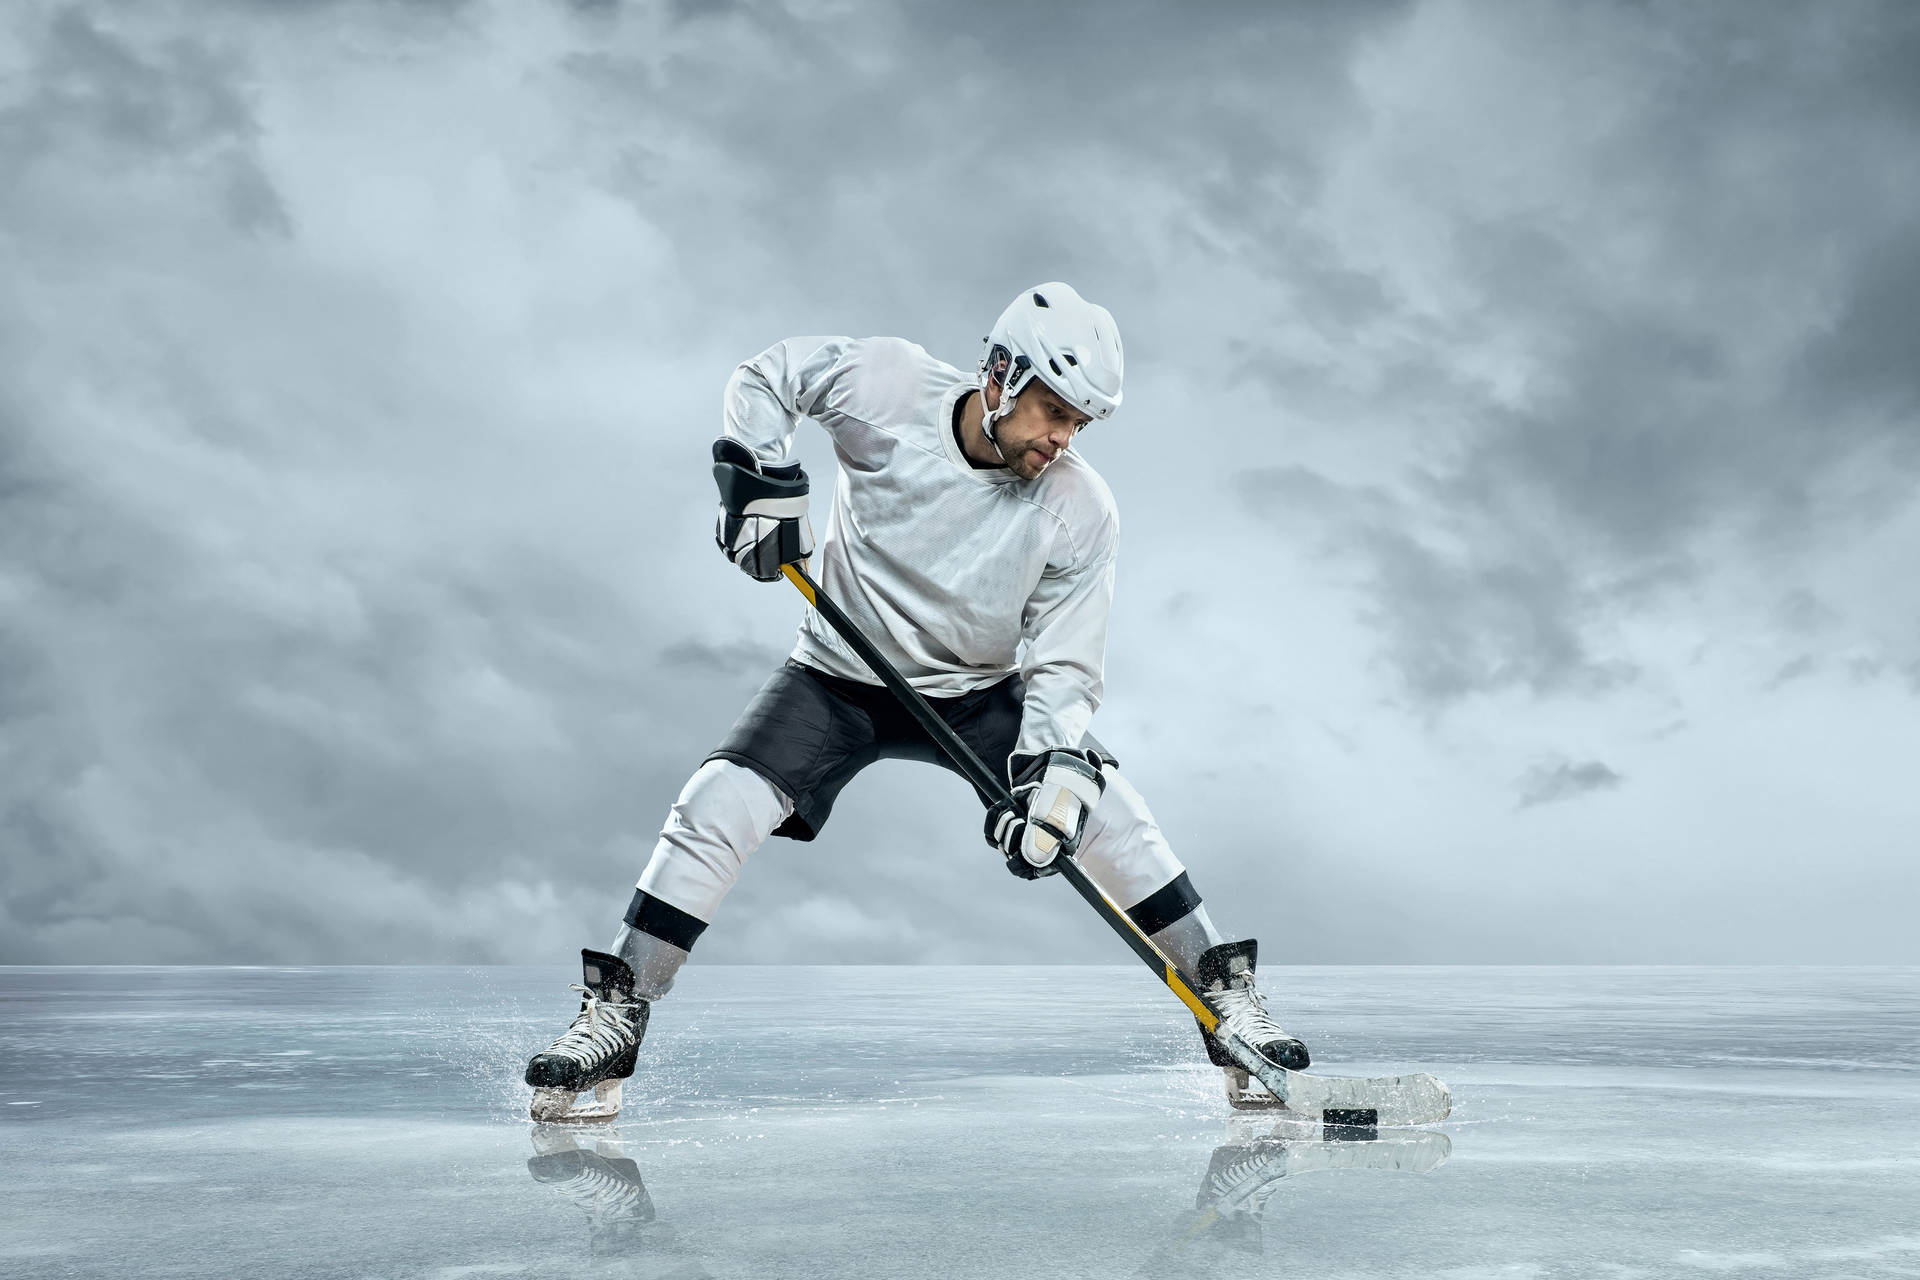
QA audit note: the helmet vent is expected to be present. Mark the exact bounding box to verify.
[1048,357,1062,375]
[1032,292,1050,308]
[1062,352,1078,366]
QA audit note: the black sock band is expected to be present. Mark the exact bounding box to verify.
[1125,871,1202,937]
[623,889,709,952]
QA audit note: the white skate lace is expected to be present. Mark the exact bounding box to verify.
[1210,979,1294,1051]
[544,986,638,1067]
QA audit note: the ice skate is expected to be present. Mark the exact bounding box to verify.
[525,949,648,1123]
[1192,939,1311,1110]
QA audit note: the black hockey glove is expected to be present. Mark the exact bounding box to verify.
[985,748,1107,879]
[712,438,813,582]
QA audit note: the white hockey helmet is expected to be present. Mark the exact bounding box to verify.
[980,283,1124,434]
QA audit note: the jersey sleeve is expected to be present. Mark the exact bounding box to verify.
[720,336,858,466]
[1014,509,1118,760]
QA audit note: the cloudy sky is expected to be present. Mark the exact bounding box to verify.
[3,0,1917,966]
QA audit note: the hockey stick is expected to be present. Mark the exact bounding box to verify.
[779,562,1452,1126]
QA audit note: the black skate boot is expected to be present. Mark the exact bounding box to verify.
[525,949,649,1122]
[1193,940,1311,1109]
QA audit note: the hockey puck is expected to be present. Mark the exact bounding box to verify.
[1322,1108,1379,1138]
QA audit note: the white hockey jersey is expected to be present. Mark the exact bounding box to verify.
[721,335,1119,758]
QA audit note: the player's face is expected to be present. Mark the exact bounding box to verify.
[996,381,1092,479]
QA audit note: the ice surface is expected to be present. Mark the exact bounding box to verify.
[2,965,1916,1278]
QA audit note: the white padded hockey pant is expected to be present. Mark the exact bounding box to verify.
[633,758,1198,942]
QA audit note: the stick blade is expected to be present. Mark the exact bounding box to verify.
[1227,1064,1452,1127]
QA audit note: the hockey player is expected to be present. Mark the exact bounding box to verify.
[524,283,1309,1122]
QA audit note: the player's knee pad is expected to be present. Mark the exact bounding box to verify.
[637,761,794,918]
[671,759,794,844]
[1075,769,1187,905]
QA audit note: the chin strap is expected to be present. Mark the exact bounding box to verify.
[978,381,1012,465]
[978,346,1032,465]
[983,409,1011,464]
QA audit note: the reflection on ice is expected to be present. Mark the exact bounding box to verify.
[523,1111,1452,1275]
[524,1125,724,1276]
[527,1126,657,1257]
[1135,1118,1453,1275]
[1181,1119,1450,1254]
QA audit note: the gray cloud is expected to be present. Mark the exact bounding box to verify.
[0,9,287,240]
[1219,2,1920,711]
[1236,465,1639,704]
[1515,759,1624,810]
[1764,656,1817,691]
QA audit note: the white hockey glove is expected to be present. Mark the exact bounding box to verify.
[712,438,813,582]
[985,748,1107,880]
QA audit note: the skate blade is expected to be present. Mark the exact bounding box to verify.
[528,1078,623,1124]
[1224,1068,1289,1112]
